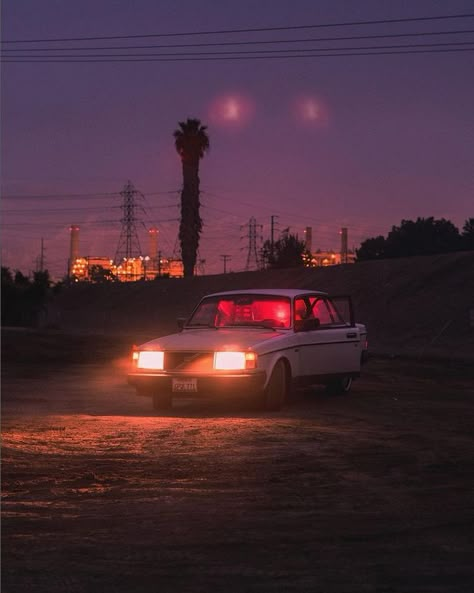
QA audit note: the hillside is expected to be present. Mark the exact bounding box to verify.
[49,252,474,361]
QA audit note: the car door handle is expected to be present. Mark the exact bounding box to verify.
[346,332,357,338]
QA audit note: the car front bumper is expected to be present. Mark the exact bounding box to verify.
[128,370,266,399]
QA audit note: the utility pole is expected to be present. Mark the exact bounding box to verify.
[303,227,312,253]
[340,227,348,264]
[40,238,45,271]
[157,250,162,277]
[37,238,45,272]
[270,215,279,257]
[220,254,231,274]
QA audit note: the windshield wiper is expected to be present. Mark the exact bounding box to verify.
[227,323,277,331]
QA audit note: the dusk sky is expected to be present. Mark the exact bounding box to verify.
[1,0,473,278]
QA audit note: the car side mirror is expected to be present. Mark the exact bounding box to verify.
[302,317,320,332]
[177,317,187,331]
[294,317,320,332]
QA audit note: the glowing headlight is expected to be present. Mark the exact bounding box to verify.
[214,351,257,370]
[136,351,164,370]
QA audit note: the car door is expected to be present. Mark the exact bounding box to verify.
[295,295,361,378]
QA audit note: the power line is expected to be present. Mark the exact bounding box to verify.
[4,47,474,63]
[4,40,474,60]
[1,189,180,200]
[201,192,407,233]
[1,191,119,199]
[0,216,176,227]
[1,206,119,214]
[3,29,473,52]
[3,13,474,43]
[1,220,121,227]
[1,204,176,214]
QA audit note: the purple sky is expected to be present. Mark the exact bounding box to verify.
[2,0,473,278]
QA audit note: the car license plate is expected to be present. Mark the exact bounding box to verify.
[172,378,198,393]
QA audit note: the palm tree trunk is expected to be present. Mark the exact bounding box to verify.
[179,159,202,277]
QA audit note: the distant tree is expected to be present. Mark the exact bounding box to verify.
[89,265,118,283]
[1,266,14,284]
[173,118,210,277]
[356,217,462,261]
[461,218,474,250]
[356,236,387,261]
[385,217,460,257]
[31,270,51,295]
[1,267,33,325]
[14,270,30,286]
[1,267,16,324]
[1,268,57,327]
[27,271,52,322]
[263,233,309,268]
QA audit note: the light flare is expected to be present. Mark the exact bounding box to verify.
[292,94,329,126]
[208,93,255,128]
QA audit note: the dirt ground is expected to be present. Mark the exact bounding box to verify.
[2,336,474,592]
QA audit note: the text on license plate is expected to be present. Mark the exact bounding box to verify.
[172,378,198,393]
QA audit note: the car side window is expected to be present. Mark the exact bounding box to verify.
[303,297,346,327]
[294,298,308,331]
[294,298,308,321]
[310,298,333,326]
[325,299,345,324]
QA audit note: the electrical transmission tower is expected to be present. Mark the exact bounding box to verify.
[114,181,144,264]
[241,217,263,271]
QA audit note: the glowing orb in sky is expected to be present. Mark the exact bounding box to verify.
[208,93,255,128]
[293,95,329,126]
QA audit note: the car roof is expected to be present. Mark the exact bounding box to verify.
[204,288,328,299]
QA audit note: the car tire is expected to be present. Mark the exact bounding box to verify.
[263,360,288,411]
[325,376,353,395]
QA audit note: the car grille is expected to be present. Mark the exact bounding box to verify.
[164,351,213,372]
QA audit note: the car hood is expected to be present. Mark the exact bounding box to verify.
[139,328,287,352]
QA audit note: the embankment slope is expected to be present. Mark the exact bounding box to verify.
[50,252,474,361]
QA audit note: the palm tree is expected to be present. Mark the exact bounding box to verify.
[173,118,210,277]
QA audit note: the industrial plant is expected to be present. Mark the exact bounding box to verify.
[68,182,184,282]
[68,225,184,282]
[67,181,354,283]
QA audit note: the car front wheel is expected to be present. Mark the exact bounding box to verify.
[325,376,353,395]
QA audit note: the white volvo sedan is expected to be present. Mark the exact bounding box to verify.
[128,289,368,411]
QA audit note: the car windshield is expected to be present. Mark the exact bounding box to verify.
[187,295,291,329]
